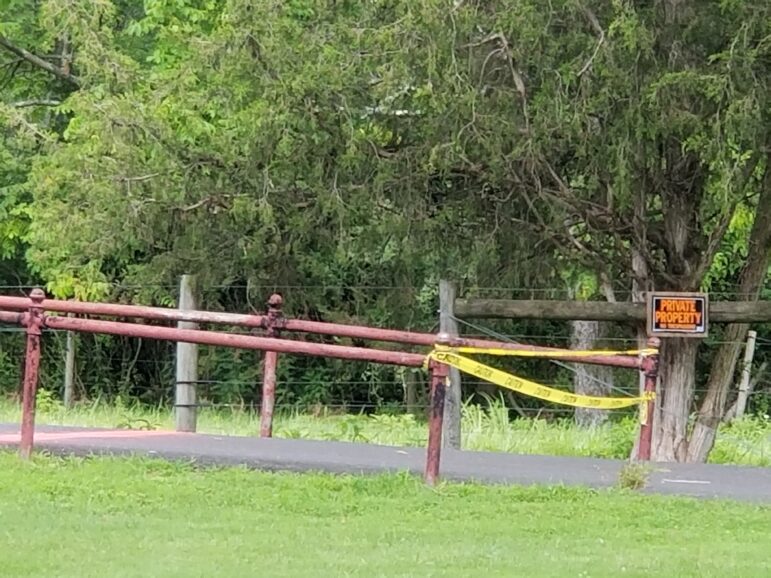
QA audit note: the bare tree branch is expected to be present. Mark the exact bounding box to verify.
[576,3,605,77]
[118,173,161,183]
[12,99,61,108]
[1,57,25,69]
[0,35,81,86]
[511,216,613,274]
[598,272,617,303]
[690,152,763,285]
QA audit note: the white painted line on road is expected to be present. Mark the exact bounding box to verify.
[661,478,711,485]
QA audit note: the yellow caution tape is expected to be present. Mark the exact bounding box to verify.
[428,350,654,410]
[437,345,658,359]
[639,398,649,425]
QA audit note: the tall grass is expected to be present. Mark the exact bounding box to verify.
[1,391,768,466]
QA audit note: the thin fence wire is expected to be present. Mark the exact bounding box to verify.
[31,369,768,396]
[0,326,760,349]
[175,402,635,415]
[452,315,641,398]
[1,284,768,424]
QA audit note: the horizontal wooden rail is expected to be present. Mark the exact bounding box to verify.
[455,299,771,323]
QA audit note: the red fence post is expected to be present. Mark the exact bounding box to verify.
[260,294,283,438]
[19,288,45,460]
[636,338,660,461]
[425,360,449,486]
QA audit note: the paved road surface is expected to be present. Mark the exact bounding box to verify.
[1,424,769,502]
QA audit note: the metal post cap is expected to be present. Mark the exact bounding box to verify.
[29,288,45,303]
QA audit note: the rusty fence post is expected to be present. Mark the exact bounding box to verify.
[636,338,660,461]
[19,288,45,460]
[425,360,449,486]
[260,294,283,438]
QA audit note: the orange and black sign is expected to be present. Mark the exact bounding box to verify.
[647,292,708,338]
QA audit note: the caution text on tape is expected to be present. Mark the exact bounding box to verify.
[428,350,653,411]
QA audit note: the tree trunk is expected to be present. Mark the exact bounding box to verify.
[687,163,771,462]
[570,320,613,427]
[686,323,747,461]
[649,170,706,461]
[652,338,698,461]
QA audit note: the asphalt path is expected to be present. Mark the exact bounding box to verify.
[1,423,769,503]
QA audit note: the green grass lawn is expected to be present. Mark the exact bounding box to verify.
[0,453,771,578]
[1,394,769,466]
[0,454,769,578]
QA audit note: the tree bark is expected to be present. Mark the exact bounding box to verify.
[652,338,699,461]
[687,162,771,462]
[650,172,704,461]
[570,320,613,427]
[0,35,81,86]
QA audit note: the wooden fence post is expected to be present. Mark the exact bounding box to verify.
[404,369,419,415]
[439,280,462,449]
[63,323,76,408]
[175,274,198,432]
[735,330,757,420]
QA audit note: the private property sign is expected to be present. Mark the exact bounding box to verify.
[647,292,709,338]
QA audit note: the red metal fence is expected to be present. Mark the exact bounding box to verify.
[0,289,660,483]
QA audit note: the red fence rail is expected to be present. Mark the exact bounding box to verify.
[0,294,643,369]
[44,316,427,367]
[0,289,659,484]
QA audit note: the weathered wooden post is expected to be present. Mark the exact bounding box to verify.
[63,311,76,408]
[19,288,45,460]
[439,280,462,449]
[259,293,283,438]
[735,330,757,420]
[175,275,198,432]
